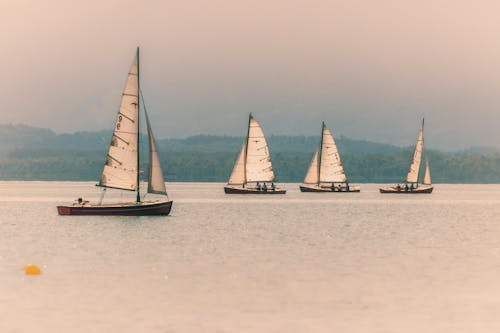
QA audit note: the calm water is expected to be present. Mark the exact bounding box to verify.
[1,182,500,332]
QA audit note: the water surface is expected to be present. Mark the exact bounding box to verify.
[1,182,500,332]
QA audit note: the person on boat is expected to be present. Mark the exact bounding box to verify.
[396,184,401,191]
[410,183,414,191]
[337,184,342,192]
[262,183,267,192]
[256,182,261,191]
[331,183,335,191]
[404,183,409,192]
[346,182,350,192]
[271,183,275,191]
[76,197,89,205]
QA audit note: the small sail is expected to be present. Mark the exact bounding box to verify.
[98,53,139,191]
[319,125,347,183]
[145,110,167,195]
[245,115,275,182]
[423,159,431,185]
[228,142,246,185]
[303,146,319,184]
[406,120,424,183]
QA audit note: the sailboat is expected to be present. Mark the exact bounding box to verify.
[300,122,360,192]
[57,48,173,215]
[224,113,286,194]
[379,119,433,194]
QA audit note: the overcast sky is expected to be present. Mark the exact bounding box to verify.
[2,0,500,149]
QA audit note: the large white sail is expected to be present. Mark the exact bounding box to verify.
[245,115,275,182]
[423,159,431,185]
[319,125,347,183]
[145,109,167,195]
[406,120,424,183]
[303,146,319,184]
[98,53,139,191]
[228,142,246,185]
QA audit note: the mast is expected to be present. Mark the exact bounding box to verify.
[318,121,324,185]
[136,46,141,203]
[243,113,251,186]
[419,118,424,184]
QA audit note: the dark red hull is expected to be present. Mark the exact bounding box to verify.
[379,186,433,194]
[299,185,360,193]
[57,200,173,216]
[224,186,286,194]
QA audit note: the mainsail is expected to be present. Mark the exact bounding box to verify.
[406,119,424,183]
[145,109,167,195]
[319,124,347,183]
[98,51,139,191]
[228,142,246,185]
[245,115,275,182]
[423,159,431,185]
[303,146,320,184]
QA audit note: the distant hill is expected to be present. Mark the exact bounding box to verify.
[0,124,403,155]
[0,124,109,153]
[0,123,499,183]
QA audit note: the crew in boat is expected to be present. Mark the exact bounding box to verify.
[346,182,350,191]
[271,183,275,191]
[256,182,261,191]
[263,183,267,192]
[76,197,89,205]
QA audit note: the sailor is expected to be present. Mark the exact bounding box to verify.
[410,183,414,191]
[77,197,83,204]
[337,184,342,192]
[396,184,401,191]
[271,183,275,191]
[331,183,335,191]
[262,183,268,192]
[256,182,261,191]
[405,183,409,191]
[346,182,350,192]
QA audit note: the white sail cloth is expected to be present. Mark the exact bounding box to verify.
[406,124,424,183]
[244,116,275,182]
[303,147,319,184]
[423,159,431,185]
[145,110,167,195]
[228,143,246,185]
[99,54,139,191]
[319,126,347,183]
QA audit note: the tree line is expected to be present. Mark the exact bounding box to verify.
[1,148,500,183]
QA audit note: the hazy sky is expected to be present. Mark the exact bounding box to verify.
[2,0,500,149]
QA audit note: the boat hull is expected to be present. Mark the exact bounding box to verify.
[57,200,173,216]
[379,185,433,194]
[224,186,286,194]
[299,185,361,192]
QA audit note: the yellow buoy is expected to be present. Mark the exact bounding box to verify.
[24,264,41,275]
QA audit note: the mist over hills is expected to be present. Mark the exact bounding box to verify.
[0,123,405,155]
[0,123,499,183]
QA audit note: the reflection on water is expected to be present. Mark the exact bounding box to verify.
[1,182,500,332]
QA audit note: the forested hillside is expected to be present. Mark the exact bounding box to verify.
[0,124,499,183]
